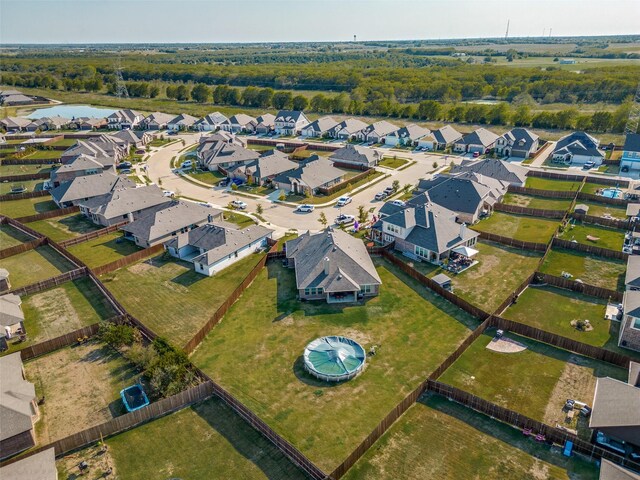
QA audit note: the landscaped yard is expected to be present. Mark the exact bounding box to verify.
[294,171,385,205]
[188,169,224,186]
[540,249,626,291]
[580,181,618,195]
[27,213,102,242]
[27,339,138,444]
[57,397,308,480]
[0,223,34,249]
[0,179,46,195]
[525,177,581,192]
[222,211,257,229]
[101,252,267,347]
[192,261,479,472]
[472,212,559,243]
[0,245,76,288]
[502,193,572,211]
[67,232,142,268]
[344,395,598,480]
[577,201,627,220]
[379,156,410,169]
[439,330,627,439]
[558,222,625,251]
[0,197,58,218]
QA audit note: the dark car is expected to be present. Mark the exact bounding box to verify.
[117,161,132,170]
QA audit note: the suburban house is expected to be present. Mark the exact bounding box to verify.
[196,132,245,160]
[495,128,540,158]
[384,124,431,147]
[0,90,40,106]
[620,286,640,352]
[373,203,479,264]
[329,144,380,168]
[194,112,229,131]
[274,110,310,135]
[0,117,32,133]
[255,114,276,134]
[0,294,25,348]
[220,114,257,133]
[107,109,144,130]
[453,128,500,154]
[0,447,57,480]
[551,131,604,166]
[111,129,152,149]
[418,125,463,151]
[50,154,116,187]
[141,112,176,130]
[26,116,70,132]
[50,173,135,207]
[589,363,640,455]
[60,137,127,163]
[121,201,222,247]
[300,116,337,138]
[356,120,398,143]
[450,158,527,187]
[273,156,344,196]
[0,353,39,460]
[285,227,382,303]
[328,118,368,140]
[167,113,198,132]
[166,223,273,276]
[78,184,171,227]
[197,141,259,173]
[228,149,297,186]
[621,133,640,172]
[598,459,640,480]
[625,256,640,291]
[69,117,107,131]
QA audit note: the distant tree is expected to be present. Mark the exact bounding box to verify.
[256,88,274,108]
[292,95,309,111]
[416,100,442,120]
[273,91,294,110]
[149,85,160,98]
[512,104,532,126]
[175,84,190,101]
[590,111,613,132]
[191,83,211,103]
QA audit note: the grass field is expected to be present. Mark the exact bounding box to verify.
[525,177,581,192]
[0,197,58,218]
[379,156,410,169]
[540,249,626,291]
[0,245,76,288]
[67,232,142,268]
[27,213,102,242]
[57,397,308,480]
[439,331,627,438]
[0,164,54,176]
[192,261,478,472]
[188,169,225,186]
[558,222,625,251]
[577,201,627,220]
[0,223,34,249]
[0,179,45,195]
[222,211,257,229]
[101,252,266,347]
[472,212,559,243]
[502,193,572,211]
[344,395,598,480]
[23,149,64,160]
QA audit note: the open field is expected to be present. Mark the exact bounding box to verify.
[56,397,308,480]
[67,232,142,268]
[0,223,34,249]
[577,201,627,220]
[558,222,625,251]
[192,261,478,472]
[344,394,598,480]
[0,245,76,288]
[472,212,559,243]
[0,179,45,195]
[0,197,58,218]
[540,249,626,291]
[502,193,572,211]
[27,213,102,242]
[101,252,266,347]
[525,177,582,192]
[439,331,628,438]
[26,339,138,443]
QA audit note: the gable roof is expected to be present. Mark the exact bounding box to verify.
[331,118,368,135]
[168,113,198,127]
[500,127,539,151]
[590,376,640,445]
[0,353,36,441]
[200,142,260,166]
[107,109,142,123]
[624,133,640,153]
[599,459,640,480]
[224,114,257,127]
[143,111,176,125]
[0,447,57,480]
[303,116,337,133]
[51,173,135,205]
[450,158,527,185]
[241,149,297,179]
[387,123,431,141]
[0,294,24,328]
[275,110,308,124]
[458,128,500,147]
[196,112,229,126]
[431,125,463,145]
[361,120,398,138]
[79,184,171,220]
[626,256,640,289]
[553,131,603,158]
[111,129,148,145]
[413,174,499,215]
[256,113,276,127]
[274,156,344,190]
[0,117,32,128]
[54,154,114,174]
[330,144,380,165]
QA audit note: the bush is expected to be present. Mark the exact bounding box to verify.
[99,322,135,348]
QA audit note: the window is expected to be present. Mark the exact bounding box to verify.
[385,223,401,235]
[361,285,372,294]
[415,246,430,258]
[304,287,323,296]
[632,317,640,330]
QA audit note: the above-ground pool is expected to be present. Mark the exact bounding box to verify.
[120,384,150,412]
[304,336,366,382]
[600,188,622,199]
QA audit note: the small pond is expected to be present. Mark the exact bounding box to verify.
[28,105,117,119]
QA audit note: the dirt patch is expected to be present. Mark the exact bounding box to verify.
[460,254,499,281]
[530,461,551,480]
[26,288,83,342]
[338,328,374,347]
[128,262,155,275]
[57,443,117,480]
[486,336,528,353]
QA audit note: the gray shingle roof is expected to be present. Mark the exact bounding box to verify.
[168,113,198,127]
[240,150,297,180]
[590,376,640,444]
[143,112,176,126]
[553,131,603,158]
[80,184,171,221]
[200,143,260,167]
[0,353,36,441]
[413,175,498,215]
[450,158,527,185]
[387,123,431,141]
[107,109,142,123]
[329,144,380,166]
[51,173,135,205]
[430,125,463,145]
[303,116,337,134]
[361,120,398,138]
[196,112,229,127]
[599,459,640,480]
[275,110,308,124]
[0,294,23,329]
[0,447,57,480]
[224,114,257,127]
[330,118,368,136]
[624,289,640,317]
[274,156,344,190]
[256,113,276,128]
[624,133,640,153]
[626,256,640,289]
[53,154,113,175]
[626,204,640,217]
[458,128,500,148]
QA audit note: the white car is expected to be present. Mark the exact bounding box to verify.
[163,190,175,197]
[230,200,247,210]
[181,160,193,169]
[389,199,406,207]
[375,192,388,201]
[335,213,355,225]
[296,204,315,213]
[336,196,352,207]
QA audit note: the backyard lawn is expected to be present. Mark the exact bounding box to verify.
[0,164,54,176]
[577,202,627,220]
[472,212,559,243]
[439,331,627,439]
[57,398,308,480]
[24,149,64,160]
[502,193,572,211]
[344,395,598,480]
[67,232,142,268]
[525,177,581,192]
[558,222,625,251]
[27,213,102,242]
[379,156,410,169]
[540,249,626,291]
[0,245,76,288]
[0,179,45,195]
[580,182,619,195]
[0,223,34,249]
[101,252,266,347]
[0,197,58,218]
[192,261,478,472]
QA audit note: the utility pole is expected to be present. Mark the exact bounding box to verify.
[114,57,129,100]
[505,19,510,40]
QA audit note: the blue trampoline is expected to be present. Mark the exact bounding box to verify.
[120,384,149,412]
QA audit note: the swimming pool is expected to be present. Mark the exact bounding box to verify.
[28,105,116,119]
[601,188,622,199]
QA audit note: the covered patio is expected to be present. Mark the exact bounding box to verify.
[326,291,358,304]
[445,245,479,274]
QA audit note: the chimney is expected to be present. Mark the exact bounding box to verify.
[459,222,466,238]
[127,212,134,223]
[324,257,330,275]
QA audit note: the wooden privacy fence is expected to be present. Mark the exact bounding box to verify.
[584,176,630,188]
[570,212,630,230]
[316,168,374,196]
[20,323,101,361]
[0,172,51,182]
[247,138,340,153]
[494,202,566,219]
[492,273,536,316]
[91,244,165,275]
[16,205,79,223]
[0,237,46,260]
[0,189,51,202]
[551,237,628,261]
[8,267,88,296]
[526,170,588,183]
[331,161,370,172]
[507,185,576,199]
[577,191,630,206]
[535,272,623,302]
[86,272,127,317]
[475,231,548,252]
[0,158,61,165]
[2,215,46,238]
[59,220,129,247]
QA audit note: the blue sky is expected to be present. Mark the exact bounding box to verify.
[1,0,638,44]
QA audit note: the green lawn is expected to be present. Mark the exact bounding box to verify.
[0,197,58,218]
[472,212,559,243]
[23,149,64,160]
[48,138,78,147]
[188,169,225,186]
[0,245,76,288]
[580,182,618,195]
[0,164,54,176]
[502,193,572,211]
[558,222,625,251]
[439,331,627,438]
[101,252,267,347]
[27,213,102,242]
[0,179,46,195]
[0,224,34,249]
[378,156,410,169]
[295,171,385,205]
[344,395,598,480]
[540,249,626,291]
[223,211,257,228]
[192,261,478,472]
[525,177,581,192]
[67,232,142,268]
[577,202,627,220]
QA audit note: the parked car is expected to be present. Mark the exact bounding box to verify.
[472,151,480,158]
[219,178,230,187]
[231,178,244,186]
[336,196,352,207]
[384,186,395,195]
[162,190,175,197]
[583,161,596,170]
[335,213,355,225]
[389,199,406,207]
[120,169,131,174]
[375,192,388,201]
[296,204,315,213]
[230,200,247,210]
[117,161,132,170]
[181,160,193,169]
